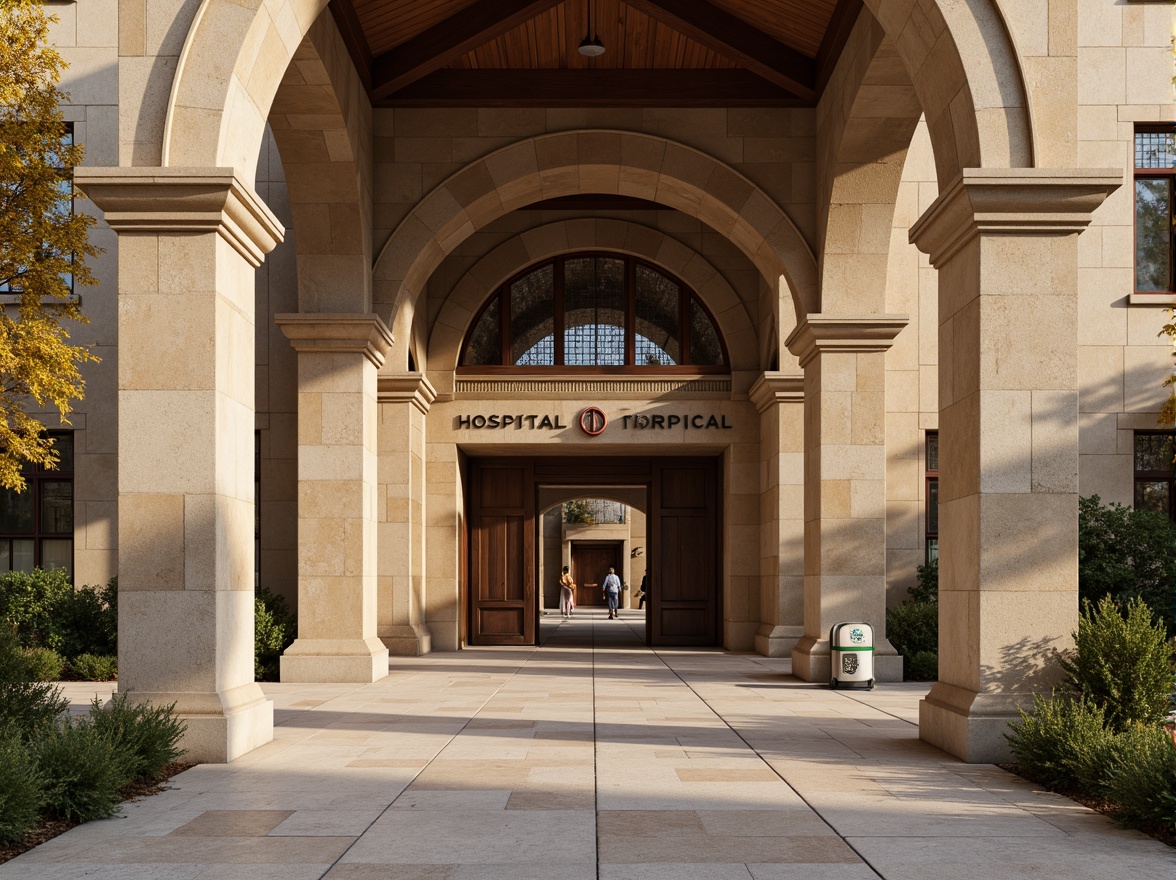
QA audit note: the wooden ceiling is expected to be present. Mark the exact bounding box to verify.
[330,0,862,106]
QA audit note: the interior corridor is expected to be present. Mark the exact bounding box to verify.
[5,612,1172,879]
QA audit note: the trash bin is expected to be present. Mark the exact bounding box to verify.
[829,622,874,690]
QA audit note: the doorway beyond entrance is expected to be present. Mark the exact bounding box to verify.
[465,456,721,648]
[571,541,623,608]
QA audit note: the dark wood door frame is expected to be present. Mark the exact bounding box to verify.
[465,455,723,647]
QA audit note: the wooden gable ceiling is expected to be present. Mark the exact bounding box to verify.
[331,0,861,107]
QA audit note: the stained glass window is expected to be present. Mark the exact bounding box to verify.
[1134,127,1176,293]
[459,253,728,370]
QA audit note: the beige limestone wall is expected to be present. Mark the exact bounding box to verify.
[52,2,120,586]
[1075,1,1175,505]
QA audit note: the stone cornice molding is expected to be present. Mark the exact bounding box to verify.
[784,315,908,368]
[908,168,1121,268]
[73,167,285,268]
[748,372,805,413]
[275,313,394,369]
[377,373,438,414]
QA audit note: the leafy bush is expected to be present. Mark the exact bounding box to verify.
[0,568,72,652]
[886,600,938,679]
[255,587,296,682]
[1058,596,1175,731]
[68,653,117,682]
[0,625,67,737]
[20,646,64,681]
[1102,723,1176,829]
[0,723,45,845]
[909,557,938,604]
[32,715,132,822]
[88,693,185,781]
[55,578,117,658]
[1079,495,1176,634]
[1005,694,1115,795]
[908,650,938,681]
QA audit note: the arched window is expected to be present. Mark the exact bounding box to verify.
[461,254,728,372]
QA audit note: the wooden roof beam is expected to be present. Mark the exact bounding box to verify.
[624,0,816,102]
[370,0,564,101]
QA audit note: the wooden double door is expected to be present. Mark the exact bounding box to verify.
[466,457,720,647]
[571,542,622,607]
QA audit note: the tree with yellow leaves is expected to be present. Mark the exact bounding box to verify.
[0,0,99,491]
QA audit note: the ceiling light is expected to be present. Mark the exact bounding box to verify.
[577,0,605,57]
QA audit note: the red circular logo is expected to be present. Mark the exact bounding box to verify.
[579,406,607,436]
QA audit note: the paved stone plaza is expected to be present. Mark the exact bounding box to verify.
[3,612,1172,879]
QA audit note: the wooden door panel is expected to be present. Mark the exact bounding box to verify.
[572,542,621,607]
[468,461,533,645]
[651,459,719,646]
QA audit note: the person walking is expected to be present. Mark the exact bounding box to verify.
[559,565,575,617]
[638,572,648,609]
[602,567,622,619]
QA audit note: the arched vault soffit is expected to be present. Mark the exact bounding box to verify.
[372,130,818,341]
[857,0,1033,185]
[426,219,760,376]
[268,12,374,313]
[162,0,329,180]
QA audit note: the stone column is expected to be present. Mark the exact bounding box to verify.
[909,169,1119,762]
[275,314,392,682]
[377,373,435,655]
[76,168,283,763]
[786,316,908,683]
[749,373,806,657]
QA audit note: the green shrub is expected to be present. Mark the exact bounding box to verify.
[56,578,118,658]
[1079,495,1176,634]
[909,557,938,604]
[0,568,72,652]
[1058,596,1175,731]
[20,646,64,681]
[88,693,185,781]
[255,587,296,682]
[0,723,45,845]
[907,651,938,681]
[0,625,67,737]
[68,653,117,682]
[1005,694,1115,796]
[1102,723,1176,829]
[886,600,938,679]
[33,715,132,822]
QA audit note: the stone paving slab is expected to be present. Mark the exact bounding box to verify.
[2,609,1173,879]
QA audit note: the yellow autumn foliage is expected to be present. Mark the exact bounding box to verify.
[0,0,100,491]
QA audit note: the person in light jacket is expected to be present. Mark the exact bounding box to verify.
[559,565,575,617]
[602,567,622,619]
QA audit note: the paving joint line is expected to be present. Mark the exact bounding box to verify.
[314,641,544,880]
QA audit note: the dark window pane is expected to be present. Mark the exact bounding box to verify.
[927,479,939,534]
[1134,433,1175,472]
[510,264,555,365]
[1135,178,1172,291]
[1135,481,1170,514]
[463,297,501,365]
[49,434,73,472]
[635,265,679,366]
[0,489,34,533]
[926,538,938,565]
[689,299,723,365]
[11,540,33,572]
[41,482,72,533]
[926,433,939,472]
[1135,131,1176,169]
[564,257,625,366]
[41,539,71,576]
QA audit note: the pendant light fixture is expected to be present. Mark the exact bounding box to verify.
[577,0,605,57]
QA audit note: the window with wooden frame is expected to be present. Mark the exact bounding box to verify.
[0,431,74,576]
[1134,431,1175,523]
[460,254,729,372]
[925,431,938,564]
[1134,125,1176,295]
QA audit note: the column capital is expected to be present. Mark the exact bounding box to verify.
[784,315,908,369]
[74,167,285,267]
[909,168,1121,268]
[378,372,438,414]
[275,313,394,369]
[748,372,804,413]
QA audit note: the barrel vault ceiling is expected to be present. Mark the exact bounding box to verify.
[329,0,862,107]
